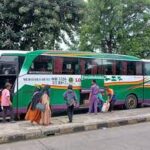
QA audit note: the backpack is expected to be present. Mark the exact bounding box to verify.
[65,90,76,106]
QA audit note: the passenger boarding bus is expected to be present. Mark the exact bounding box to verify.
[0,50,150,116]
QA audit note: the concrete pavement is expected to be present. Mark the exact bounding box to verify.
[0,108,150,144]
[1,122,150,150]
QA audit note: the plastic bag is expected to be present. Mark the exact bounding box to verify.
[101,102,110,112]
[68,99,76,106]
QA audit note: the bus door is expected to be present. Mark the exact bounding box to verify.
[143,62,150,104]
[80,75,104,106]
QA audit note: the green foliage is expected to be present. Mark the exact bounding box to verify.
[80,0,150,58]
[0,0,84,50]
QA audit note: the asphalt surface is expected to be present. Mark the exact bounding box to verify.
[1,107,150,144]
[0,122,150,150]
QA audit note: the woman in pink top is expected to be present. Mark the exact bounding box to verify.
[1,83,15,122]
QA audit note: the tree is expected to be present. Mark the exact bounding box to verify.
[120,0,150,58]
[80,0,150,58]
[0,0,84,50]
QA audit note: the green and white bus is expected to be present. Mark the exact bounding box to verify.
[0,50,150,115]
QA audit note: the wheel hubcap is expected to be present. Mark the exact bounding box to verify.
[128,97,136,108]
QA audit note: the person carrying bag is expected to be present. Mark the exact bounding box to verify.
[97,91,105,112]
[105,86,116,112]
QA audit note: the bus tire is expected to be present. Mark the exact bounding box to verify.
[125,94,137,109]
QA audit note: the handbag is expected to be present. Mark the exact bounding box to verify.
[36,102,45,112]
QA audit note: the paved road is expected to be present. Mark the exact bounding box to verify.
[1,122,150,150]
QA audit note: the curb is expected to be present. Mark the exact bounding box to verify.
[1,114,150,144]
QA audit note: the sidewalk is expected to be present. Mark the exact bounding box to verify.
[1,108,150,144]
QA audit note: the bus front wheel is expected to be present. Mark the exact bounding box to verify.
[125,94,137,109]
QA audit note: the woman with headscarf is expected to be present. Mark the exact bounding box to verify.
[39,85,51,126]
[25,87,42,124]
[105,86,116,112]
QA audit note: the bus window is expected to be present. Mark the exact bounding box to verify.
[116,61,127,75]
[116,61,122,75]
[62,57,79,74]
[91,60,98,74]
[112,61,116,75]
[103,60,114,75]
[127,62,136,75]
[79,59,86,74]
[136,62,142,75]
[29,55,52,74]
[79,59,98,75]
[0,56,18,89]
[54,57,63,74]
[144,62,150,75]
[95,59,103,75]
[0,56,18,75]
[84,59,93,74]
[121,62,127,75]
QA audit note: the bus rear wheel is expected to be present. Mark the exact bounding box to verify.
[125,94,137,109]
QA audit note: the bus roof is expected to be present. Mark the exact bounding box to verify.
[141,59,150,62]
[0,50,29,57]
[0,50,141,61]
[27,50,141,61]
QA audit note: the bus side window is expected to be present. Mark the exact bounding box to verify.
[79,58,99,75]
[116,61,127,75]
[127,62,136,75]
[103,60,113,75]
[80,59,99,75]
[54,57,63,74]
[91,60,98,74]
[136,62,142,75]
[79,59,86,75]
[144,62,150,75]
[85,60,91,74]
[62,57,79,75]
[85,59,92,74]
[116,61,121,75]
[0,56,18,75]
[64,64,73,74]
[29,55,52,74]
[121,62,127,75]
[96,59,103,75]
